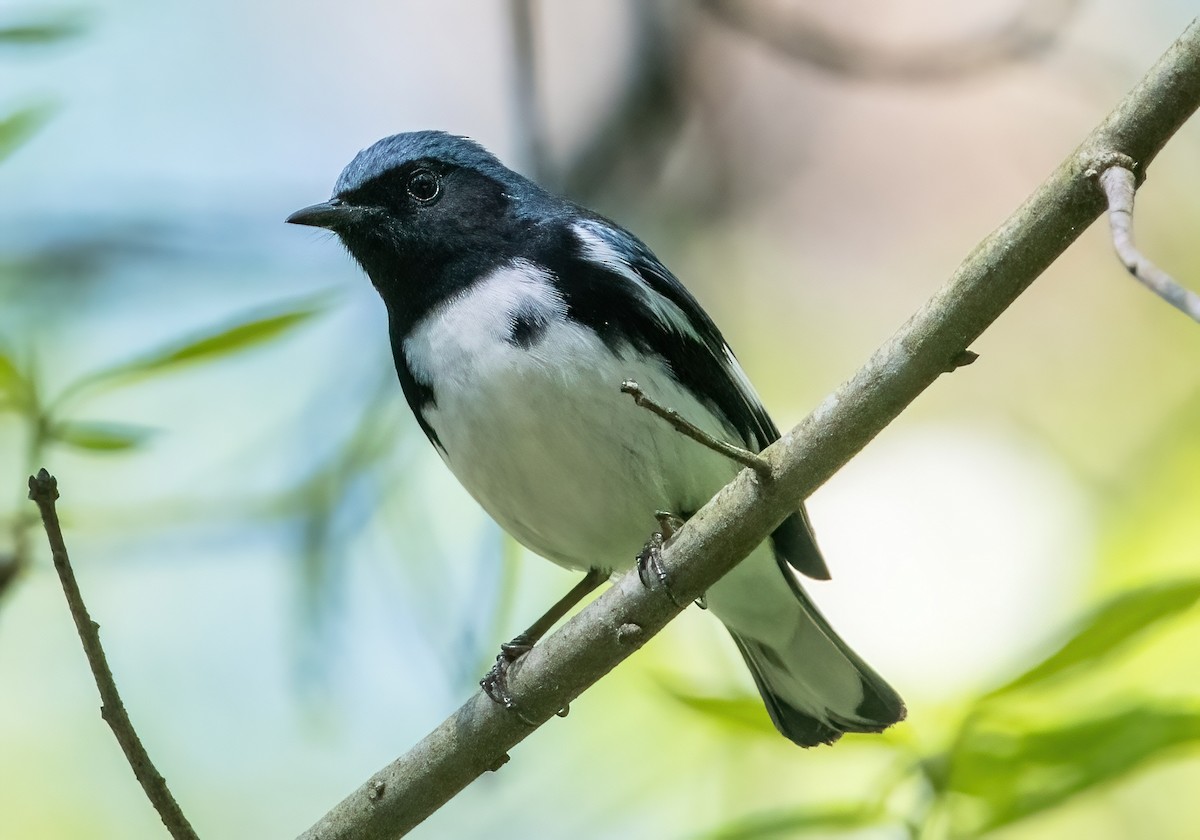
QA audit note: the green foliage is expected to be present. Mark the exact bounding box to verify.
[0,104,54,164]
[56,298,329,405]
[677,574,1200,838]
[1,299,327,467]
[697,803,882,839]
[101,306,323,375]
[661,682,779,738]
[1100,391,1200,582]
[987,578,1200,697]
[0,12,81,163]
[48,420,155,452]
[0,12,86,46]
[0,350,32,411]
[946,705,1200,834]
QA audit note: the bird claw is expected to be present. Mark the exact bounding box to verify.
[481,633,569,725]
[636,531,668,590]
[636,511,688,608]
[480,654,538,726]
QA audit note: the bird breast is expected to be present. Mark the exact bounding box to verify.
[401,259,742,572]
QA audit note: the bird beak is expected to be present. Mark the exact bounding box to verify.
[285,199,362,229]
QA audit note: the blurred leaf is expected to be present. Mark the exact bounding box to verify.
[114,307,323,372]
[0,351,33,411]
[0,104,54,164]
[987,579,1200,698]
[948,705,1200,833]
[56,296,331,404]
[1101,391,1200,582]
[660,683,779,738]
[0,14,85,45]
[49,421,154,452]
[698,803,881,840]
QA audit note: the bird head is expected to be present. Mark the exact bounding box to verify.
[287,131,548,307]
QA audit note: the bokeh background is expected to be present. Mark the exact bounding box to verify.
[2,1,1199,838]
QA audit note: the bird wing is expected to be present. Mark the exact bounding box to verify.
[552,216,831,581]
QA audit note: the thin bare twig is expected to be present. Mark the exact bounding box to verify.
[559,3,684,203]
[1093,160,1200,323]
[620,379,772,477]
[704,0,1082,82]
[508,0,551,185]
[27,469,200,840]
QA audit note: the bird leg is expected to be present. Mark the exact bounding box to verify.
[636,511,689,608]
[480,567,607,717]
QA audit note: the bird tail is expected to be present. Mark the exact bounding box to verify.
[706,548,905,747]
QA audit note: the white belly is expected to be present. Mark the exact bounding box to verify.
[402,261,741,573]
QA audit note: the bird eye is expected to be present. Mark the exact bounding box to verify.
[406,169,441,203]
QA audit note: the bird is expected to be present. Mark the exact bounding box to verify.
[287,130,905,746]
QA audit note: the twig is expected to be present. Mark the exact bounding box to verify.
[703,0,1081,82]
[620,379,772,477]
[559,2,683,203]
[1092,159,1200,323]
[298,20,1200,840]
[508,0,551,185]
[27,469,200,840]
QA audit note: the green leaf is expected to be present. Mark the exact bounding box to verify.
[987,579,1200,697]
[50,421,155,452]
[947,705,1200,833]
[698,803,880,840]
[660,683,779,738]
[0,351,33,412]
[117,306,323,372]
[0,15,86,45]
[57,296,330,404]
[0,104,54,164]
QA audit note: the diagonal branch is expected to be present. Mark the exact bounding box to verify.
[299,18,1200,840]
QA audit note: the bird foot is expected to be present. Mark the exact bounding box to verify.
[480,633,569,724]
[481,656,536,726]
[636,511,688,608]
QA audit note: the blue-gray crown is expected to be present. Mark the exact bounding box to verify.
[334,131,516,196]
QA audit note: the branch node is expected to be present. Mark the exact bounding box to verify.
[620,380,773,478]
[616,623,644,645]
[1083,151,1138,182]
[367,779,386,801]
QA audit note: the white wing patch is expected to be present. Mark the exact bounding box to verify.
[572,220,699,340]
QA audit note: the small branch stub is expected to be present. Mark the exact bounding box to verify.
[1094,159,1200,323]
[616,623,644,645]
[620,380,773,477]
[944,349,980,373]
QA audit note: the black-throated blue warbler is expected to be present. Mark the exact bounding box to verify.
[287,131,904,746]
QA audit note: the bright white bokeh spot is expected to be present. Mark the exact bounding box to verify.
[803,423,1094,699]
